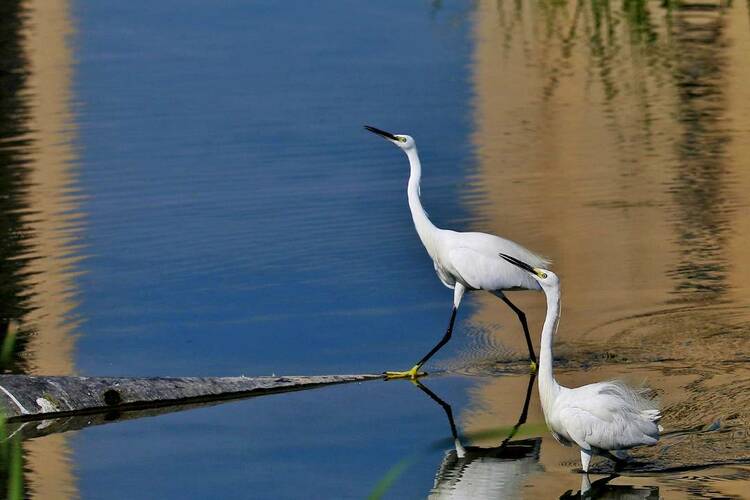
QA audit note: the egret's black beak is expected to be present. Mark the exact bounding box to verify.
[499,253,546,278]
[364,125,398,141]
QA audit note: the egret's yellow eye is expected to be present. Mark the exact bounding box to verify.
[540,273,548,278]
[399,137,407,143]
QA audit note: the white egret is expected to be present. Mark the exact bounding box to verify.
[499,253,663,473]
[365,125,549,379]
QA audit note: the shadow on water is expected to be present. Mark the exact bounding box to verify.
[560,474,658,499]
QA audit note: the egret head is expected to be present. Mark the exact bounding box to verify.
[364,125,416,151]
[498,253,559,289]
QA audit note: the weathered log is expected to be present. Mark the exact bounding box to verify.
[0,374,380,422]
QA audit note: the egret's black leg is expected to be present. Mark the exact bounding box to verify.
[385,284,465,380]
[415,306,457,369]
[493,292,537,369]
[601,450,630,471]
[384,306,457,380]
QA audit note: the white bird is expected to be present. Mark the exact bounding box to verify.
[499,253,663,473]
[365,125,548,379]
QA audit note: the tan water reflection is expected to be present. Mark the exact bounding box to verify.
[1,0,80,497]
[462,0,750,497]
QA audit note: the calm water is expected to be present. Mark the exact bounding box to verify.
[1,0,750,498]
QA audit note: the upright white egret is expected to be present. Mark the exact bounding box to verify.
[365,125,549,379]
[499,253,663,473]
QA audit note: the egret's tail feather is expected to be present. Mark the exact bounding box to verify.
[600,380,661,413]
[642,408,661,421]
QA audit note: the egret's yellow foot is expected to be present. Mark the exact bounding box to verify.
[529,360,538,374]
[384,365,426,380]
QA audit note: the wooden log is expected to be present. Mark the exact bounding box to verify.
[0,374,381,422]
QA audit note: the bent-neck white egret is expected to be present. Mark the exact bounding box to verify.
[499,253,663,473]
[365,125,548,379]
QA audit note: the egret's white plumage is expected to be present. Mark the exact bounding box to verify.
[365,126,548,378]
[438,235,547,292]
[499,254,662,473]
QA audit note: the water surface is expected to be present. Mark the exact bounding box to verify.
[1,0,749,498]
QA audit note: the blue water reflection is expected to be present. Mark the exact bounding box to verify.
[73,0,476,377]
[75,376,478,499]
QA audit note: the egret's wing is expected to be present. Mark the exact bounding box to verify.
[433,261,455,289]
[448,247,539,291]
[550,430,573,447]
[556,407,597,450]
[459,232,551,269]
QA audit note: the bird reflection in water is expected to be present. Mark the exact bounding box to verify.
[560,474,659,499]
[415,375,542,499]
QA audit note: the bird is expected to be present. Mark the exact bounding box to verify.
[498,253,663,473]
[364,125,549,379]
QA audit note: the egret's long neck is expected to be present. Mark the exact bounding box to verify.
[538,285,562,410]
[406,148,440,253]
